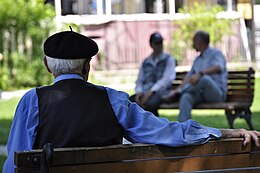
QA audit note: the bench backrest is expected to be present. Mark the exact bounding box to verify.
[173,67,255,103]
[15,138,260,173]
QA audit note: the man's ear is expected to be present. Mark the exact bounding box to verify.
[43,56,52,73]
[82,59,91,81]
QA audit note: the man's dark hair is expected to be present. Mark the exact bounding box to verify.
[194,30,210,44]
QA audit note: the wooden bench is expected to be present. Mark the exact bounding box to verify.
[159,67,255,130]
[15,138,260,173]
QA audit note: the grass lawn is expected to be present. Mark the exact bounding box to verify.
[0,97,20,145]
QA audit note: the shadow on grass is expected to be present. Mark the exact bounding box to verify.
[0,119,12,145]
[0,155,7,172]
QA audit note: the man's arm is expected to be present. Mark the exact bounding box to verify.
[162,64,223,101]
[107,88,260,149]
[2,89,39,173]
[189,65,222,85]
[187,48,226,85]
[199,65,222,75]
[107,88,222,146]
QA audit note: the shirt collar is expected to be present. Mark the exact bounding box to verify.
[200,46,211,57]
[54,74,84,83]
[149,52,167,62]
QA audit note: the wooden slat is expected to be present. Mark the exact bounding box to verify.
[228,68,254,74]
[227,99,253,103]
[160,102,252,109]
[195,102,251,109]
[160,103,179,109]
[227,93,254,97]
[44,152,260,173]
[227,89,254,94]
[15,138,260,173]
[228,82,254,86]
[228,81,254,85]
[227,95,254,102]
[228,76,255,79]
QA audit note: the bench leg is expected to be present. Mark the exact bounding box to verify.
[225,109,254,130]
[225,110,236,129]
[243,108,254,130]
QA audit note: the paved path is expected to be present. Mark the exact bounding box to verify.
[0,90,28,156]
[0,89,29,100]
[0,145,7,156]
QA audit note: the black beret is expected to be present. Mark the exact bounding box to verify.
[44,30,99,59]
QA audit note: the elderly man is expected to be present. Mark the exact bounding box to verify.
[3,28,260,173]
[163,30,227,122]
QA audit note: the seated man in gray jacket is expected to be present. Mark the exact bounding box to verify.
[130,32,176,116]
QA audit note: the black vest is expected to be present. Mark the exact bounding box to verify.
[33,79,124,149]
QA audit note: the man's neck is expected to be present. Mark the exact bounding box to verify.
[152,51,162,59]
[200,45,209,54]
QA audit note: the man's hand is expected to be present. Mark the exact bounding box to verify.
[189,73,202,85]
[220,129,260,147]
[135,93,144,106]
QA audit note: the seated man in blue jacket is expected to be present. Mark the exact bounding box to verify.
[163,30,227,122]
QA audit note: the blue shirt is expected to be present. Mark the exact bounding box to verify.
[187,46,227,94]
[3,74,221,173]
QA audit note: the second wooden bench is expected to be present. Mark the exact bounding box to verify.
[159,67,255,130]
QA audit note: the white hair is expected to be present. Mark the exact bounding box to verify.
[45,56,86,76]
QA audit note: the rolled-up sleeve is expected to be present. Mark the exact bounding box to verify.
[106,88,222,147]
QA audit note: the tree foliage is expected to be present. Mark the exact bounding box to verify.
[171,2,232,62]
[0,0,55,90]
